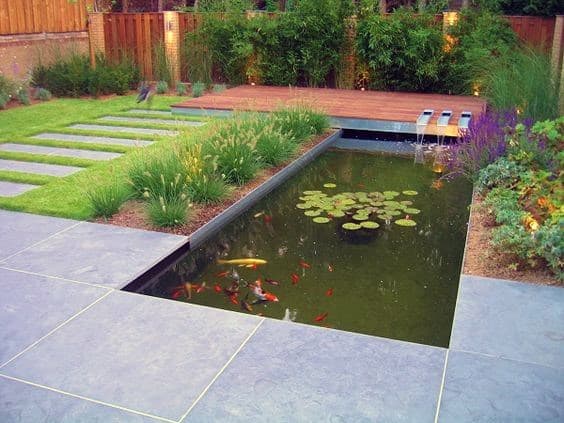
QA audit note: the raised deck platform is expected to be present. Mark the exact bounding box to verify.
[172,85,487,137]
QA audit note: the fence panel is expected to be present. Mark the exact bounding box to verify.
[102,12,164,80]
[0,0,91,35]
[505,16,555,50]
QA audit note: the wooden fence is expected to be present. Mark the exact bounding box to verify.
[506,16,555,50]
[103,13,164,79]
[0,0,92,35]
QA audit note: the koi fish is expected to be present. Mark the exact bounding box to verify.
[224,281,239,295]
[265,278,280,286]
[196,282,206,293]
[291,273,300,285]
[213,284,222,293]
[229,294,239,305]
[241,294,253,312]
[245,263,258,270]
[314,312,328,323]
[171,289,183,299]
[263,214,272,223]
[328,264,334,272]
[218,258,267,266]
[299,260,310,269]
[263,292,279,302]
[325,288,333,297]
[254,211,264,218]
[216,271,229,278]
[405,215,411,220]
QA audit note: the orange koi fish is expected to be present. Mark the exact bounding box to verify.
[245,263,258,270]
[171,289,183,300]
[314,312,329,323]
[196,282,207,293]
[325,288,333,297]
[263,214,272,224]
[229,293,239,305]
[265,278,280,286]
[291,273,300,285]
[328,264,334,272]
[263,292,279,302]
[216,271,229,278]
[299,260,310,269]
[213,284,222,293]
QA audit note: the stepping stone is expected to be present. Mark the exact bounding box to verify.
[0,159,82,177]
[99,116,205,127]
[127,109,172,115]
[0,143,122,161]
[0,180,39,197]
[33,133,152,148]
[68,124,178,136]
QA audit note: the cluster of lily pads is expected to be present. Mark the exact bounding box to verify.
[297,184,420,230]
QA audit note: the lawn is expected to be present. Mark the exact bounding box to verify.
[0,95,192,219]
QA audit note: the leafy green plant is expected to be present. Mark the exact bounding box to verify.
[0,92,9,109]
[213,83,227,93]
[153,42,173,85]
[35,88,52,101]
[156,80,169,94]
[176,82,188,96]
[476,157,523,193]
[255,124,297,166]
[191,81,206,98]
[16,88,30,105]
[182,31,213,84]
[85,182,131,218]
[148,196,189,227]
[0,74,15,97]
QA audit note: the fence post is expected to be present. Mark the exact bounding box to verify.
[551,15,564,113]
[88,13,106,68]
[163,11,181,85]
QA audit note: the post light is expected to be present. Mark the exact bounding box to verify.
[167,20,173,32]
[443,11,459,27]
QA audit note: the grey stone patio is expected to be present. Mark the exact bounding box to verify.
[33,133,152,147]
[0,181,38,197]
[68,124,178,136]
[99,116,206,127]
[0,159,83,177]
[0,210,562,422]
[0,143,122,161]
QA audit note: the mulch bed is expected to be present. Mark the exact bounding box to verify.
[97,130,337,236]
[463,195,560,286]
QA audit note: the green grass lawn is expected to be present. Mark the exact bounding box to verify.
[0,94,191,220]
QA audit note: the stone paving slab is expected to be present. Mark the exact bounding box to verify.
[3,222,188,288]
[68,124,178,136]
[450,275,564,369]
[0,376,162,423]
[438,350,564,423]
[100,116,205,127]
[0,291,262,422]
[0,143,122,161]
[185,319,446,423]
[0,159,82,177]
[33,133,152,147]
[127,109,172,115]
[0,210,78,261]
[0,268,108,366]
[0,181,38,197]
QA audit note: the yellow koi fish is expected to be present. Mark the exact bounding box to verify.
[217,258,267,266]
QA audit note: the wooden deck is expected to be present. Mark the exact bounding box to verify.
[172,85,486,136]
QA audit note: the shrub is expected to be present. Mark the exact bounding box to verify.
[35,88,52,101]
[191,81,206,98]
[176,82,188,96]
[153,42,173,85]
[0,92,9,109]
[182,31,213,84]
[356,9,450,92]
[476,157,523,193]
[213,83,227,93]
[16,88,30,105]
[86,182,131,218]
[0,74,15,97]
[148,196,189,227]
[156,80,168,94]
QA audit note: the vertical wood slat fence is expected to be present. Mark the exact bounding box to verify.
[0,0,92,35]
[103,13,164,80]
[506,16,556,50]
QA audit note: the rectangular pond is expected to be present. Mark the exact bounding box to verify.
[134,146,472,348]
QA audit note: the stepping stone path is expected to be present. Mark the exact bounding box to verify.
[99,116,206,127]
[69,124,178,136]
[0,144,122,161]
[0,181,39,197]
[0,159,82,177]
[0,110,203,197]
[33,133,152,147]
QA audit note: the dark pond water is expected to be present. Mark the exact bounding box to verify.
[139,148,472,347]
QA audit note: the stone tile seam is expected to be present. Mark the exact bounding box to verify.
[0,221,82,263]
[0,290,113,369]
[0,374,175,423]
[177,318,266,422]
[448,347,564,371]
[434,349,449,423]
[0,265,114,291]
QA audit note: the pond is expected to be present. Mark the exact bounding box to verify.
[137,147,472,348]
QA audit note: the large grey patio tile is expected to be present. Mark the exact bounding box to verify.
[185,319,446,423]
[127,109,172,115]
[33,133,152,147]
[1,291,262,421]
[4,222,188,288]
[0,159,82,177]
[0,210,78,260]
[68,124,178,136]
[450,275,564,369]
[100,116,205,127]
[0,143,122,161]
[0,268,108,366]
[438,350,564,423]
[0,376,161,423]
[0,181,38,197]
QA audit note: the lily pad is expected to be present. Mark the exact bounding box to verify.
[386,210,402,216]
[352,214,369,221]
[400,200,413,206]
[360,221,380,229]
[341,199,356,205]
[402,190,418,196]
[296,203,312,209]
[303,190,322,195]
[313,217,331,224]
[404,208,421,214]
[383,191,400,197]
[342,222,361,230]
[395,219,417,227]
[323,183,337,188]
[329,210,345,218]
[383,200,400,207]
[304,210,322,217]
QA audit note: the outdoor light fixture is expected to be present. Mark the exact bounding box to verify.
[167,20,173,32]
[444,11,459,27]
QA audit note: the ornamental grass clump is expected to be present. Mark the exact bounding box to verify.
[148,195,190,227]
[191,81,206,98]
[270,105,329,142]
[184,143,229,204]
[255,123,296,166]
[85,181,131,219]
